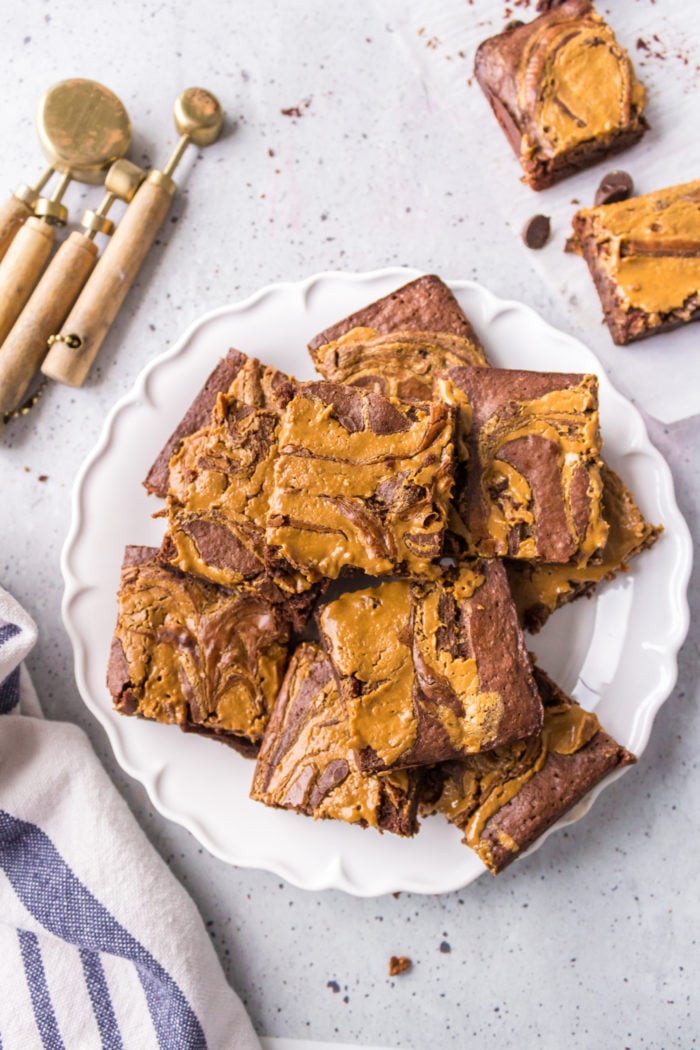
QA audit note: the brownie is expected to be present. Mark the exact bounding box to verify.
[144,349,295,498]
[508,464,662,633]
[162,388,309,600]
[310,327,488,400]
[308,274,484,355]
[317,561,543,774]
[474,0,648,190]
[266,381,455,585]
[446,365,608,565]
[107,545,293,756]
[571,179,700,345]
[432,666,635,874]
[250,643,422,836]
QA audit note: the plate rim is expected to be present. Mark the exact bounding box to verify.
[61,266,693,896]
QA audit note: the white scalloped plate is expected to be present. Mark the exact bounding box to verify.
[62,268,692,896]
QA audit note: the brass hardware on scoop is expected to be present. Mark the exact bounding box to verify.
[0,159,144,418]
[0,80,131,350]
[42,87,223,389]
[0,166,52,264]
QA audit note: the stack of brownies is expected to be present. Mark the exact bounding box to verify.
[107,275,660,874]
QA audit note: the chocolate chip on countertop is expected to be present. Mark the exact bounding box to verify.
[522,214,551,250]
[595,170,634,206]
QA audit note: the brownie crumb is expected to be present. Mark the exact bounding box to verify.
[281,99,312,119]
[439,941,452,954]
[389,955,412,976]
[38,474,48,482]
[522,214,551,249]
[564,234,582,255]
[327,980,340,993]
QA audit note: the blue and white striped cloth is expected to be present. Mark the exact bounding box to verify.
[0,585,262,1050]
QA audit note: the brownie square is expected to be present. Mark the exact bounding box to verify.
[144,349,295,498]
[432,666,635,874]
[446,365,608,565]
[106,546,293,756]
[162,388,309,599]
[250,643,422,836]
[317,561,543,774]
[266,381,455,584]
[310,327,488,401]
[507,464,662,633]
[572,179,700,345]
[308,274,484,355]
[474,0,648,190]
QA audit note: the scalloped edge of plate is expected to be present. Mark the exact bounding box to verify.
[61,267,692,895]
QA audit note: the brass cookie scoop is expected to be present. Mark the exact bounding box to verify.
[0,79,131,349]
[0,158,144,417]
[42,87,223,388]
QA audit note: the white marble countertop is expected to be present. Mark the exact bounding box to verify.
[1,1,698,1047]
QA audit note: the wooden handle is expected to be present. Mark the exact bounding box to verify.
[0,232,98,414]
[0,217,55,346]
[42,178,173,387]
[0,196,33,263]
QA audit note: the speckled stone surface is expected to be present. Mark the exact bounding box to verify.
[1,2,698,1048]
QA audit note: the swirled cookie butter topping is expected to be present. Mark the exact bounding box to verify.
[518,6,645,158]
[313,326,488,399]
[114,553,288,741]
[448,367,608,565]
[579,181,700,316]
[166,393,284,588]
[267,383,455,582]
[252,644,387,826]
[436,700,600,845]
[318,563,538,771]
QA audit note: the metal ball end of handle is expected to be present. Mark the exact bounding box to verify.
[173,88,224,147]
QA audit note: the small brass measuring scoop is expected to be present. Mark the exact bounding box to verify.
[42,87,223,388]
[0,158,144,418]
[0,79,131,348]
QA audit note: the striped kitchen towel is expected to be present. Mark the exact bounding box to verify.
[0,584,262,1050]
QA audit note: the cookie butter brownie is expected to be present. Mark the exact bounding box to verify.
[162,389,309,600]
[308,274,484,355]
[572,179,700,345]
[107,546,292,756]
[251,643,422,836]
[508,464,661,633]
[317,562,543,774]
[445,365,608,565]
[266,381,455,585]
[474,0,648,190]
[432,666,635,873]
[144,349,295,498]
